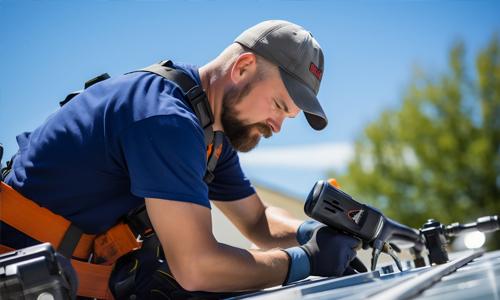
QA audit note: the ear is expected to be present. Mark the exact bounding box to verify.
[230,52,257,85]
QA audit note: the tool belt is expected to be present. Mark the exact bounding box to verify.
[0,181,154,299]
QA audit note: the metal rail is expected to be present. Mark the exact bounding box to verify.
[369,250,484,300]
[227,271,381,300]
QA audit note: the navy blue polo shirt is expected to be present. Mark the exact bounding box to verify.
[4,63,255,239]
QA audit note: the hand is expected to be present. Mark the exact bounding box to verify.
[300,226,361,277]
[296,220,323,245]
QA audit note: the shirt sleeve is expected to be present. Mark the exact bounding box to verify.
[208,136,256,201]
[119,115,210,208]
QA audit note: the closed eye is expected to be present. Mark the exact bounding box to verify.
[274,99,282,110]
[274,97,293,117]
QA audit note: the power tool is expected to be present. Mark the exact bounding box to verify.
[304,179,499,271]
[421,216,499,264]
[0,243,78,300]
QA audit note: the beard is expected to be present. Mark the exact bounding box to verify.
[221,82,272,152]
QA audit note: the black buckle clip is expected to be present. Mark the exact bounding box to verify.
[203,170,215,183]
[125,205,154,238]
[186,86,214,129]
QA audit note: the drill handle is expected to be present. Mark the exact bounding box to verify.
[380,217,425,251]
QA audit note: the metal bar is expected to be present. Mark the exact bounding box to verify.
[228,271,380,300]
[369,250,484,300]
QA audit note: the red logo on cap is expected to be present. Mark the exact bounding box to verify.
[309,63,323,80]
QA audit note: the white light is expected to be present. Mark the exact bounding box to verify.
[463,231,486,249]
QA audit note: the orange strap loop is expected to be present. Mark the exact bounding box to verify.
[94,222,141,264]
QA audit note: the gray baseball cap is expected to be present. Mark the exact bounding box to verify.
[235,20,327,130]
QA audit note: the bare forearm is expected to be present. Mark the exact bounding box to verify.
[249,206,303,249]
[146,198,299,293]
[177,243,289,292]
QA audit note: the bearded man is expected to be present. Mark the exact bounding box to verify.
[1,20,362,299]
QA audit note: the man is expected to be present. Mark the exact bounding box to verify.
[1,20,361,298]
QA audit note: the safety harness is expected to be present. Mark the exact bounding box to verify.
[0,61,223,299]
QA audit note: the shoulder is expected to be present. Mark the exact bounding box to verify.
[122,114,205,146]
[121,115,209,206]
[83,61,201,98]
[104,71,203,131]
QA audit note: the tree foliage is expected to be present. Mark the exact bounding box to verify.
[337,36,500,248]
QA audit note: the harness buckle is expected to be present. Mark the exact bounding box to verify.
[186,86,214,130]
[203,170,215,183]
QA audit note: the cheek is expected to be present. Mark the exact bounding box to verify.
[236,94,272,122]
[252,90,275,114]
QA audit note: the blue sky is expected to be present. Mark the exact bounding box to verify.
[1,0,499,199]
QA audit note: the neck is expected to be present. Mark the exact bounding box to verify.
[199,62,225,132]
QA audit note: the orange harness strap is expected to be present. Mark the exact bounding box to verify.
[0,182,121,299]
[0,182,94,260]
[0,244,14,254]
[71,260,115,299]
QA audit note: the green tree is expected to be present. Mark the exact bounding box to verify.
[336,36,500,249]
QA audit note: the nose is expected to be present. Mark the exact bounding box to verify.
[268,102,298,133]
[268,116,284,133]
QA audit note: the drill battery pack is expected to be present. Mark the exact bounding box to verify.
[0,243,77,300]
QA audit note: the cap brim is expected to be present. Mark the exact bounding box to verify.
[279,68,327,131]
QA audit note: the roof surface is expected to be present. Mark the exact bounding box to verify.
[228,250,500,300]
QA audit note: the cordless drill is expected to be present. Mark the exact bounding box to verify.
[304,179,500,270]
[304,180,424,271]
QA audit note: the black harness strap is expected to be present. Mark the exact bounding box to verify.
[132,60,222,184]
[57,223,84,258]
[205,131,225,183]
[1,152,17,182]
[0,144,5,181]
[125,205,153,238]
[59,73,111,107]
[60,60,221,183]
[134,60,215,147]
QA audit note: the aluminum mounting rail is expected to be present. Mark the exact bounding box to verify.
[369,250,484,300]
